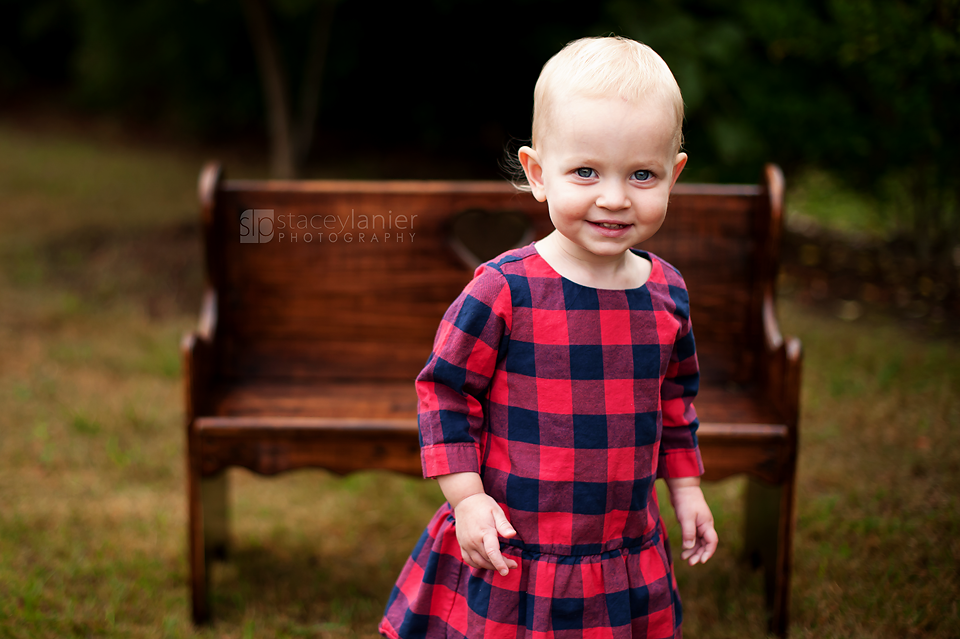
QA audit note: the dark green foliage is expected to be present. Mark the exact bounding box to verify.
[1,0,263,136]
[604,0,959,263]
[71,0,264,136]
[1,0,957,261]
[0,0,78,90]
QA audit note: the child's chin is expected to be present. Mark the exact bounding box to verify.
[584,237,637,252]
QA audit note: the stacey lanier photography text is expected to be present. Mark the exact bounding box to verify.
[240,209,418,244]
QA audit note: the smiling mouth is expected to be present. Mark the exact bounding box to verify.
[591,221,630,229]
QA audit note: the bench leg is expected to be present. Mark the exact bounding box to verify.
[188,456,208,624]
[743,476,795,637]
[202,473,230,560]
[189,466,229,624]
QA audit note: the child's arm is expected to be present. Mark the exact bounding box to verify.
[437,472,518,576]
[657,269,716,565]
[414,266,516,575]
[664,476,718,565]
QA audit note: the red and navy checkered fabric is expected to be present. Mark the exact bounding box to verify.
[380,245,703,639]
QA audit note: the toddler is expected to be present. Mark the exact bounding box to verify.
[380,36,718,639]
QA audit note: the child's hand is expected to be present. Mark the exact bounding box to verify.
[665,477,718,566]
[452,493,519,576]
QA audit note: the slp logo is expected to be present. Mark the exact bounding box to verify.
[239,209,275,243]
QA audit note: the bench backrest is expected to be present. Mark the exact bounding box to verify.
[200,164,782,386]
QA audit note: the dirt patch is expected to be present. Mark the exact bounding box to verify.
[8,222,205,320]
[780,222,960,338]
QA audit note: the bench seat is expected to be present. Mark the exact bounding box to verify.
[196,380,789,482]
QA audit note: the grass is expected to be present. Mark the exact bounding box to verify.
[786,169,891,238]
[0,119,958,637]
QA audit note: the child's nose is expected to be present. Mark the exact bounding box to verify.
[595,182,630,210]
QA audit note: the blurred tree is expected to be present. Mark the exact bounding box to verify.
[32,0,262,136]
[240,0,337,177]
[2,0,956,265]
[604,0,959,268]
[0,0,600,177]
[0,0,77,93]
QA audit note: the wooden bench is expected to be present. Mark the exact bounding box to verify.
[183,162,802,636]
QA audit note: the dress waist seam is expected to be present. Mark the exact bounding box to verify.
[500,526,660,559]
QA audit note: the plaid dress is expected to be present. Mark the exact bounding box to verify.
[380,245,703,639]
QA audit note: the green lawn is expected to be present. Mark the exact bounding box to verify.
[0,121,957,638]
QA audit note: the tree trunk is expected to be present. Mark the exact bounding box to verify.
[241,0,336,178]
[293,1,337,168]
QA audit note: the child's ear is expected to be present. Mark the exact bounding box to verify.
[518,146,547,202]
[668,152,688,191]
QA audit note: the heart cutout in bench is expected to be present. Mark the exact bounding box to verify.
[448,208,534,270]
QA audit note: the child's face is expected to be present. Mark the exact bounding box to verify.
[520,94,687,262]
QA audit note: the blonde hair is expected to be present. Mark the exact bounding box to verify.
[531,36,684,152]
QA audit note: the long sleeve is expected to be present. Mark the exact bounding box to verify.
[417,264,513,478]
[657,280,704,479]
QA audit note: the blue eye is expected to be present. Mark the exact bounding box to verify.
[575,167,595,178]
[633,170,653,181]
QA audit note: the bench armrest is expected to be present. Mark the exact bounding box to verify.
[181,288,218,424]
[758,163,802,442]
[762,293,803,439]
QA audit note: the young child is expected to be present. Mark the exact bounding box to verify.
[380,36,718,639]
